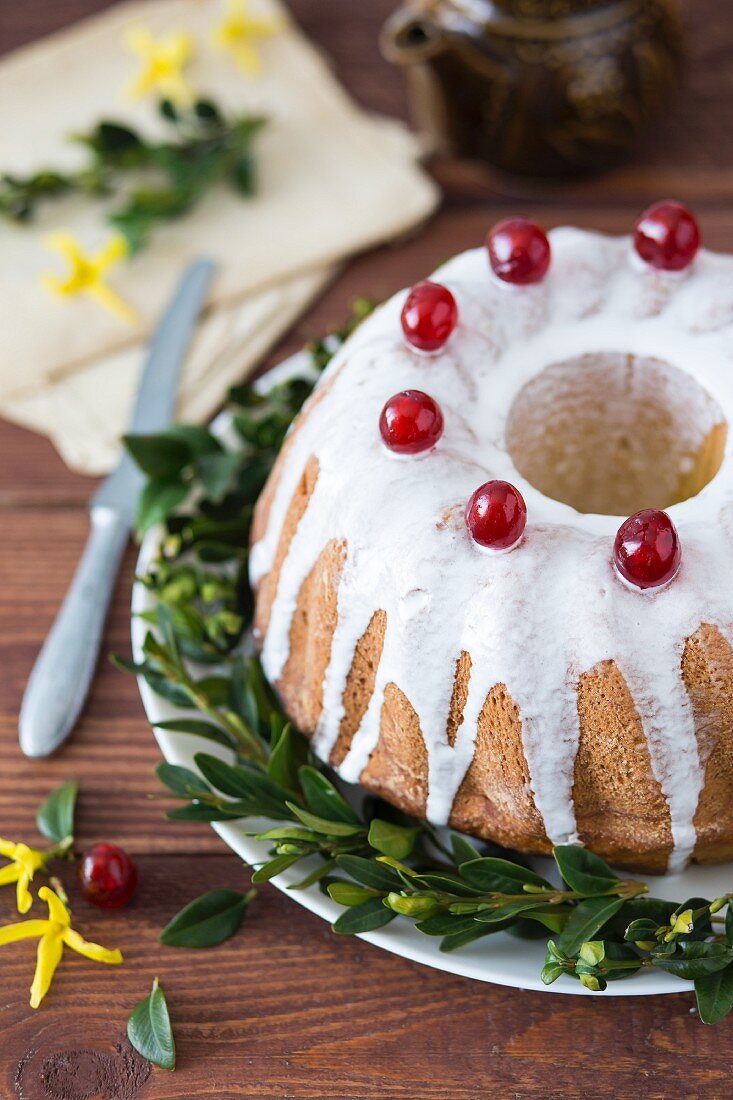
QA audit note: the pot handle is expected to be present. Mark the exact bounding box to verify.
[380,6,446,65]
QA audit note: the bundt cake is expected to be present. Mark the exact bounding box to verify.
[250,204,733,874]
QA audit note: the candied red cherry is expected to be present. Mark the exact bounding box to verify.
[400,280,458,353]
[634,201,700,272]
[486,217,551,285]
[380,389,444,455]
[465,480,527,551]
[79,843,138,909]
[613,509,681,590]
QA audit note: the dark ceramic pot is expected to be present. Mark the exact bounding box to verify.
[381,0,683,177]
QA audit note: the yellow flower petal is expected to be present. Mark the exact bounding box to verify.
[38,885,71,927]
[0,886,122,1008]
[0,919,51,947]
[63,926,123,966]
[41,232,136,323]
[88,282,138,324]
[16,872,33,915]
[126,26,195,104]
[30,930,64,1009]
[0,841,47,911]
[44,231,84,265]
[0,864,20,887]
[232,40,262,75]
[211,0,282,76]
[95,234,129,269]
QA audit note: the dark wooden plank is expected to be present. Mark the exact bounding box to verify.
[0,853,719,1100]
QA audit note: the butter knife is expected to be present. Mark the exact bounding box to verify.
[19,259,216,758]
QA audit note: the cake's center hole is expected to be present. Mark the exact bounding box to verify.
[505,353,728,516]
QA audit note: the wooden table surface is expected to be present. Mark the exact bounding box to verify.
[2,1,733,1097]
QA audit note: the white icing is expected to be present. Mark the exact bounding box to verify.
[250,229,733,868]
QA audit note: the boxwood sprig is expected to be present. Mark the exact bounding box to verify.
[0,98,266,253]
[115,305,733,1024]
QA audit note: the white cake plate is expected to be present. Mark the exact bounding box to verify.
[131,371,732,998]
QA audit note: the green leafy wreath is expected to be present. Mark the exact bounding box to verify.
[115,302,733,1025]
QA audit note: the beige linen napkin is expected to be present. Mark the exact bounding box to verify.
[0,0,438,472]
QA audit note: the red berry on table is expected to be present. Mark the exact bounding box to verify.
[613,509,681,590]
[379,389,444,455]
[400,280,458,353]
[633,201,700,272]
[465,480,527,551]
[79,843,138,909]
[486,217,551,285]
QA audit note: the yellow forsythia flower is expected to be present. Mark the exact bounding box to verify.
[0,839,47,914]
[0,886,122,1009]
[126,26,195,104]
[211,0,283,75]
[41,232,137,323]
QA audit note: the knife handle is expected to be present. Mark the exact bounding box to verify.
[19,508,130,758]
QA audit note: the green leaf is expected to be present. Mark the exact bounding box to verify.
[160,889,254,948]
[251,853,301,882]
[450,833,482,866]
[553,845,620,895]
[118,658,195,708]
[558,896,625,956]
[439,924,497,953]
[460,857,552,893]
[695,963,733,1024]
[410,871,479,897]
[287,802,363,837]
[124,434,191,479]
[600,941,644,982]
[515,905,571,935]
[153,719,237,751]
[624,917,660,944]
[136,479,188,534]
[267,725,307,793]
[298,766,361,825]
[332,897,397,935]
[578,940,605,966]
[652,941,733,980]
[164,424,221,457]
[127,977,176,1070]
[193,677,232,707]
[193,754,253,798]
[608,897,676,940]
[367,819,419,860]
[474,899,550,924]
[232,153,255,194]
[671,897,713,941]
[254,826,318,843]
[415,912,481,937]
[288,859,336,890]
[541,961,566,985]
[335,855,402,892]
[36,779,78,845]
[196,451,243,503]
[726,906,733,946]
[327,882,377,907]
[194,754,289,818]
[384,892,439,919]
[166,803,247,823]
[155,762,211,800]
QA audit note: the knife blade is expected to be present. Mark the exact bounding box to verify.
[19,258,216,758]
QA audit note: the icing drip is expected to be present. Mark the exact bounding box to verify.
[252,229,733,869]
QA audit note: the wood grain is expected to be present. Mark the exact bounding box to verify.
[1,1,733,1096]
